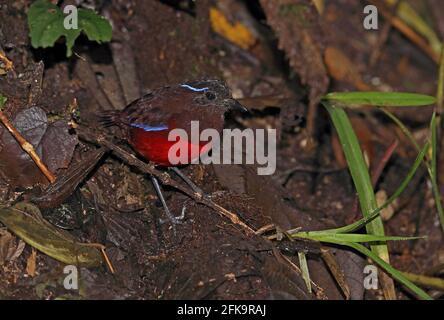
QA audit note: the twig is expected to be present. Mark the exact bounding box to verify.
[320,247,351,300]
[100,247,115,274]
[436,48,444,121]
[371,139,399,187]
[276,164,344,185]
[368,0,440,64]
[0,111,56,183]
[75,126,256,236]
[81,242,115,274]
[348,139,399,224]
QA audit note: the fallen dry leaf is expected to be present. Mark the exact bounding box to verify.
[376,190,397,221]
[0,106,78,188]
[324,46,371,91]
[26,248,37,277]
[210,7,257,50]
[0,228,15,265]
[0,229,25,266]
[259,0,328,97]
[259,0,329,143]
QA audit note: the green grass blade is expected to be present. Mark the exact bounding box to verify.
[386,0,442,56]
[381,108,422,152]
[431,113,437,178]
[429,113,444,232]
[323,92,436,107]
[383,107,444,234]
[292,232,423,243]
[343,242,432,300]
[282,233,431,299]
[323,101,395,298]
[402,272,444,291]
[437,49,444,115]
[298,251,312,294]
[323,103,385,236]
[312,142,429,235]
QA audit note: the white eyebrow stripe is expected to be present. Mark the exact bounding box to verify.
[180,84,209,92]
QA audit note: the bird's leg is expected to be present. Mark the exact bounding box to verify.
[150,175,185,226]
[170,167,204,196]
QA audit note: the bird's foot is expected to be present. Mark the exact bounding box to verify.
[159,205,187,225]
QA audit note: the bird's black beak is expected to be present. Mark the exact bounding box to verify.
[226,98,248,112]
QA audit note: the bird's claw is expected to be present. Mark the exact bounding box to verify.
[159,205,187,225]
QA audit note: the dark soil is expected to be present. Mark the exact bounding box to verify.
[0,0,443,300]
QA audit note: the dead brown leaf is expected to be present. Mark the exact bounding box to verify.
[0,106,78,187]
[324,46,371,91]
[259,0,329,142]
[0,228,15,265]
[0,228,25,266]
[26,248,37,277]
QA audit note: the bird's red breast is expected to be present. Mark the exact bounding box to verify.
[129,127,211,166]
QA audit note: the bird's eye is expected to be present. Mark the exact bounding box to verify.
[205,91,216,100]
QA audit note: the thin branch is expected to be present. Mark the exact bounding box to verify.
[75,125,256,236]
[368,0,440,64]
[436,48,444,120]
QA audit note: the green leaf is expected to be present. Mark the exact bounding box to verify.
[0,94,6,110]
[0,202,103,267]
[27,0,112,57]
[323,92,436,107]
[28,0,79,56]
[78,9,112,42]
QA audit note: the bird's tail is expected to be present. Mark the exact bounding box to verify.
[97,110,121,127]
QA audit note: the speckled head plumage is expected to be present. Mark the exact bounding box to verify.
[181,79,239,109]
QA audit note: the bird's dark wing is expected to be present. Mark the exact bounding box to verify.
[119,88,173,130]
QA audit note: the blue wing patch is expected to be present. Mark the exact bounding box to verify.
[180,84,209,92]
[130,123,168,132]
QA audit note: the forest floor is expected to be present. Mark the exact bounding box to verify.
[0,0,443,300]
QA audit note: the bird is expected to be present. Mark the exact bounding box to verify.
[99,79,246,225]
